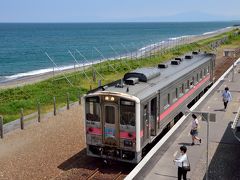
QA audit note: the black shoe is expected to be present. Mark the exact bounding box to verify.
[191,143,195,146]
[199,139,201,143]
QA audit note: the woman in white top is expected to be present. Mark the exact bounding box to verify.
[173,146,189,180]
[191,114,201,145]
[222,87,232,111]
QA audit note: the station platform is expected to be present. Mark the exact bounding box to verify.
[128,63,240,180]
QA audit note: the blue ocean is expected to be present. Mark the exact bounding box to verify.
[0,22,236,82]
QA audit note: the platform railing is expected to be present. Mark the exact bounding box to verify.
[231,104,240,142]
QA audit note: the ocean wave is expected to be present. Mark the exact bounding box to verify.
[203,26,233,36]
[2,62,93,81]
[203,30,218,35]
[169,35,194,41]
[138,40,165,52]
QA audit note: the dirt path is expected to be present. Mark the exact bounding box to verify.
[0,105,85,180]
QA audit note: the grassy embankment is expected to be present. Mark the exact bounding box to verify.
[1,29,240,124]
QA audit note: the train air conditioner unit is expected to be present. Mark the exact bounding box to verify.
[185,55,193,59]
[123,67,161,82]
[158,63,168,69]
[171,60,180,65]
[192,51,199,55]
[125,77,139,85]
[175,57,183,62]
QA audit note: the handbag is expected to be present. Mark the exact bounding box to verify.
[182,156,191,171]
[190,129,193,135]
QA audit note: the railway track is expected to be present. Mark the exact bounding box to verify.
[86,168,123,180]
[54,155,132,180]
[214,56,239,81]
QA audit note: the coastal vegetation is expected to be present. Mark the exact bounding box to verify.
[0,29,240,124]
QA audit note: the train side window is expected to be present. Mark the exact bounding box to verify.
[207,66,209,73]
[176,88,178,98]
[168,93,170,105]
[172,89,177,102]
[200,70,203,79]
[163,94,170,108]
[185,80,190,92]
[204,68,207,76]
[196,73,199,82]
[190,76,194,87]
[120,100,135,126]
[179,84,184,97]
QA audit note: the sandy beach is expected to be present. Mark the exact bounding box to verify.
[0,27,235,90]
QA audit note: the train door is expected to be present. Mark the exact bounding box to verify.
[150,97,157,136]
[103,104,119,147]
[143,103,150,141]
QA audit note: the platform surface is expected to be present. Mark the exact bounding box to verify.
[135,69,240,180]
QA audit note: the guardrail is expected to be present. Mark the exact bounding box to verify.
[231,98,240,142]
[0,94,82,139]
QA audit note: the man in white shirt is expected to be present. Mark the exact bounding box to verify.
[222,87,232,111]
[173,146,189,180]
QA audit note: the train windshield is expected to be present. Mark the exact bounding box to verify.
[105,106,115,124]
[120,99,135,126]
[86,97,100,122]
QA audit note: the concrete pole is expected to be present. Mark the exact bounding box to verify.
[53,97,56,116]
[78,92,81,105]
[67,93,70,110]
[206,114,209,180]
[20,108,24,130]
[98,80,102,87]
[37,102,41,122]
[0,115,3,139]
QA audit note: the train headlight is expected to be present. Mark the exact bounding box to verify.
[105,96,115,101]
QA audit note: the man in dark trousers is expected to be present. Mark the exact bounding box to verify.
[222,87,232,111]
[173,146,190,180]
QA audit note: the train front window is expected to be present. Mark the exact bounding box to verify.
[105,106,115,124]
[120,100,135,126]
[86,97,100,122]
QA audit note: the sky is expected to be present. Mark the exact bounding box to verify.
[1,0,240,22]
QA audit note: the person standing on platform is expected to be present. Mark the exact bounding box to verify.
[222,87,232,111]
[173,146,190,180]
[190,114,201,146]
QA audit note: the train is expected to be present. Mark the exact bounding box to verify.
[83,51,216,163]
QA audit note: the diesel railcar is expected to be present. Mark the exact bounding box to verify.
[83,52,215,163]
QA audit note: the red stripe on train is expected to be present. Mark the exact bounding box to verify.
[120,131,136,139]
[159,75,210,120]
[87,128,144,139]
[120,130,144,139]
[87,127,102,135]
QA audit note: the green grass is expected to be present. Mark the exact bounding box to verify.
[0,29,240,124]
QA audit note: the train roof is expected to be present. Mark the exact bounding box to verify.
[88,52,215,101]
